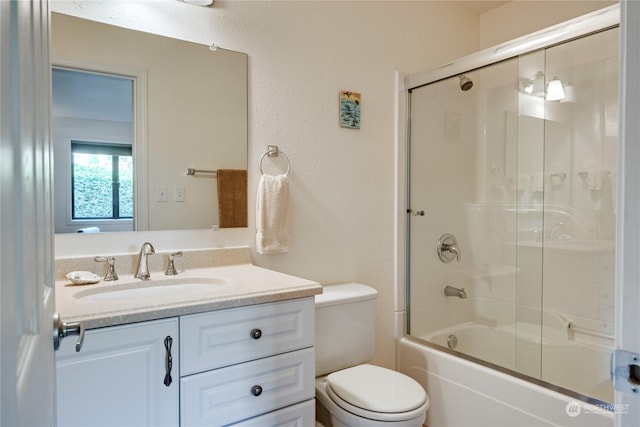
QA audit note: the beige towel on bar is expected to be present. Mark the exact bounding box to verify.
[256,174,290,254]
[216,169,248,228]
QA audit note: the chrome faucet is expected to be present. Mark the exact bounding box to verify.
[135,242,155,280]
[444,285,467,299]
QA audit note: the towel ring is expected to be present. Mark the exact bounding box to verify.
[259,145,290,176]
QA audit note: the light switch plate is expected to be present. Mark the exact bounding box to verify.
[156,185,167,202]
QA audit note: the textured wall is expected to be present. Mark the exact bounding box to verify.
[50,0,482,368]
[50,0,617,369]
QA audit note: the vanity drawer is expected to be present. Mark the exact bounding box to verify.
[180,347,315,427]
[180,298,314,375]
[228,400,315,426]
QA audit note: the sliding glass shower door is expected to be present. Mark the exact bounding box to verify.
[407,26,618,403]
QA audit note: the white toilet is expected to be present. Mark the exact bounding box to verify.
[315,283,429,427]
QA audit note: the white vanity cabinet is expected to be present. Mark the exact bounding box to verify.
[56,317,179,427]
[56,297,316,427]
[179,297,316,426]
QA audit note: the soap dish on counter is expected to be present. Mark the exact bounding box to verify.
[66,271,101,285]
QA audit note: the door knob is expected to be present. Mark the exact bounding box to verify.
[53,312,85,352]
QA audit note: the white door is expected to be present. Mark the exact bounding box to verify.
[0,1,55,426]
[615,0,640,425]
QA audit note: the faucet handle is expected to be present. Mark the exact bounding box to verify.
[437,233,461,263]
[165,251,183,276]
[94,256,119,281]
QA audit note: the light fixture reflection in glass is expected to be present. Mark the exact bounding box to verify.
[523,71,545,97]
[561,83,576,103]
[546,77,565,101]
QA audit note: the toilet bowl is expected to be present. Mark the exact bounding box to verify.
[314,283,429,426]
[316,365,429,427]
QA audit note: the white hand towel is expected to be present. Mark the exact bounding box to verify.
[256,174,290,254]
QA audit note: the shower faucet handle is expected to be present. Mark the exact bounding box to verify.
[437,233,461,263]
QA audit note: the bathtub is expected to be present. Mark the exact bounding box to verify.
[398,324,614,427]
[425,322,517,369]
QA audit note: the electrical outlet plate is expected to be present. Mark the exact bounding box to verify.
[175,185,185,202]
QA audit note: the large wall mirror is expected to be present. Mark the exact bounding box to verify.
[51,13,248,234]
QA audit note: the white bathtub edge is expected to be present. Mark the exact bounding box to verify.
[398,337,613,427]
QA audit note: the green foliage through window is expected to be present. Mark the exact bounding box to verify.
[72,141,133,220]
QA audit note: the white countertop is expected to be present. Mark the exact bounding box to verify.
[55,263,322,329]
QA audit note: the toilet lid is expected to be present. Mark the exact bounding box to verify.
[326,364,427,413]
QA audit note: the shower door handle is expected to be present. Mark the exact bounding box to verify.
[408,209,425,216]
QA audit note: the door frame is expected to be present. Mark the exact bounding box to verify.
[615,0,640,424]
[51,56,149,231]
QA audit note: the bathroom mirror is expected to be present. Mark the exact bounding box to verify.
[51,13,248,233]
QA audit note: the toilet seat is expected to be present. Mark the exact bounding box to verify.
[325,364,429,422]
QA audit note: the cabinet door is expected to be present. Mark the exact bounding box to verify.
[56,318,179,427]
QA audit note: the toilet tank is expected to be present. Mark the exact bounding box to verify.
[315,283,378,377]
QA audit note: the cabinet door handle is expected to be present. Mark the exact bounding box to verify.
[163,336,173,387]
[251,385,263,396]
[250,328,262,339]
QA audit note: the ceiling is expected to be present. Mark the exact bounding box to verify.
[456,1,510,14]
[52,68,133,124]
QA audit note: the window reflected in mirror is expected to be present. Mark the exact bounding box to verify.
[71,141,133,222]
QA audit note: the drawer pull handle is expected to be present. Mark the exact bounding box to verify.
[250,328,262,340]
[164,336,173,387]
[251,385,263,397]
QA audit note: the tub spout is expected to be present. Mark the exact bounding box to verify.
[444,285,467,299]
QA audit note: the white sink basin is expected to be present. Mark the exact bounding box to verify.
[73,277,229,302]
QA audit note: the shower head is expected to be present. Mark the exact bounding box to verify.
[459,75,473,91]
